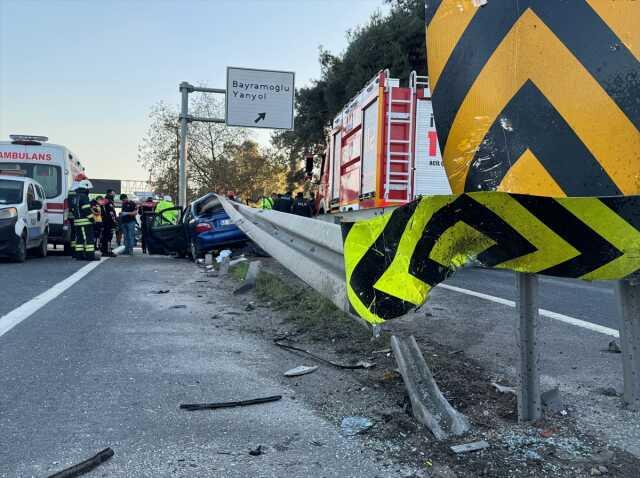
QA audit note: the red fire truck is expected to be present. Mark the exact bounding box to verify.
[316,70,451,214]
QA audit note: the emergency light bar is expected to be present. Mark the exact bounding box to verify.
[9,134,49,145]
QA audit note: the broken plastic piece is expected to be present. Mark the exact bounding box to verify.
[274,340,375,370]
[450,441,490,454]
[180,395,282,411]
[284,365,319,377]
[47,447,114,478]
[340,416,373,436]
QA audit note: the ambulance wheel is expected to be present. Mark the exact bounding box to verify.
[13,235,27,263]
[34,230,48,258]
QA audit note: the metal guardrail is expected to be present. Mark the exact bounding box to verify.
[216,196,367,327]
[219,196,640,419]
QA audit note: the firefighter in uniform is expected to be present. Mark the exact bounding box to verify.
[72,179,98,260]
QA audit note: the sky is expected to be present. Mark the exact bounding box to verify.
[0,0,387,180]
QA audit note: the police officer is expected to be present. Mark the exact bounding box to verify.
[72,178,98,261]
[292,192,313,217]
[274,191,294,213]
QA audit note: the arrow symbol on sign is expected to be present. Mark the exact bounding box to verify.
[254,112,266,124]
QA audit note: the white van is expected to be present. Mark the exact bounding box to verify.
[0,135,85,253]
[0,175,49,262]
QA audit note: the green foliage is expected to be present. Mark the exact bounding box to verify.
[272,0,426,170]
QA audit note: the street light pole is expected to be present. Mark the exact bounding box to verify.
[178,82,191,209]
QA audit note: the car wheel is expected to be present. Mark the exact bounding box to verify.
[34,230,48,258]
[191,241,203,260]
[13,235,27,263]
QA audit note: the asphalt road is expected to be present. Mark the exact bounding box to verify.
[0,255,394,477]
[0,249,85,317]
[444,267,618,330]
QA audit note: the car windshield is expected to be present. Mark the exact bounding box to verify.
[0,163,61,199]
[0,179,24,205]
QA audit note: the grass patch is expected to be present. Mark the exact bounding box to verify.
[255,270,371,343]
[229,261,249,281]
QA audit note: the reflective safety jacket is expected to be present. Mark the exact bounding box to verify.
[154,199,177,224]
[261,197,274,209]
[73,192,94,227]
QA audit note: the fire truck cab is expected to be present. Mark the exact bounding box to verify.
[317,70,451,214]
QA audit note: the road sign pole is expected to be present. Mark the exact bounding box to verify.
[616,277,640,411]
[516,272,542,421]
[178,82,190,209]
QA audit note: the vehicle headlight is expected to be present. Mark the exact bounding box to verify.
[0,208,18,220]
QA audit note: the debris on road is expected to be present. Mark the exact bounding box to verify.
[541,387,563,413]
[233,261,262,295]
[47,447,114,478]
[491,382,516,395]
[607,340,622,353]
[450,441,490,454]
[179,395,282,411]
[248,445,263,456]
[599,387,620,397]
[284,365,319,377]
[274,340,375,369]
[340,416,374,436]
[245,303,255,311]
[150,289,170,294]
[372,348,392,355]
[169,305,187,309]
[216,249,232,263]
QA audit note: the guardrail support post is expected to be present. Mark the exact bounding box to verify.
[616,277,640,411]
[390,335,469,439]
[516,272,542,421]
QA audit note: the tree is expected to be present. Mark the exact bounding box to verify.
[272,0,426,184]
[138,94,287,203]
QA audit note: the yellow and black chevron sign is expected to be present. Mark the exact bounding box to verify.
[425,0,640,196]
[342,193,640,324]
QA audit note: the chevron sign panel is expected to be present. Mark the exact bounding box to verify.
[342,193,640,324]
[425,0,640,196]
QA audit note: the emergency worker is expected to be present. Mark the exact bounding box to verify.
[139,196,155,253]
[67,184,78,257]
[72,179,97,260]
[91,198,103,250]
[100,189,118,257]
[274,191,293,213]
[155,195,176,224]
[260,194,274,209]
[292,192,313,217]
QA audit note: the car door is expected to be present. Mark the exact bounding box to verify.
[25,183,42,247]
[145,206,189,255]
[35,185,48,236]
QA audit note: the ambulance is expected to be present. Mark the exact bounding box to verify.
[317,70,451,214]
[0,135,86,252]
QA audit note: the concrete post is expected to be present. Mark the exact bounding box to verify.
[178,82,190,209]
[616,277,640,411]
[516,272,542,421]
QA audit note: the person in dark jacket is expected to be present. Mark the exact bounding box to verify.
[139,197,155,253]
[274,191,293,213]
[100,189,118,257]
[72,179,97,261]
[292,192,313,217]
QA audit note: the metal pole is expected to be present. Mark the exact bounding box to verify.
[516,272,542,421]
[178,82,190,208]
[616,277,640,411]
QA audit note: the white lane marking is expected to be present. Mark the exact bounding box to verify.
[0,258,108,338]
[437,283,619,338]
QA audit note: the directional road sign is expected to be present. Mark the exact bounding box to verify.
[226,67,295,130]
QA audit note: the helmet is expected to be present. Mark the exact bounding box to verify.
[163,195,172,202]
[77,179,93,190]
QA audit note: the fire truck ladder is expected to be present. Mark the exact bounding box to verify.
[384,75,414,201]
